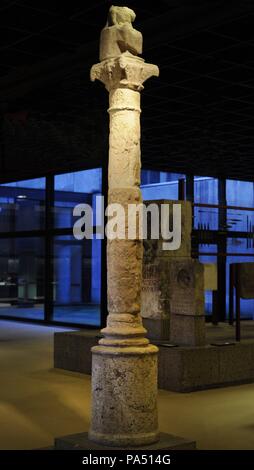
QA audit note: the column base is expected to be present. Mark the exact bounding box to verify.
[89,343,159,447]
[88,430,159,447]
[55,432,196,450]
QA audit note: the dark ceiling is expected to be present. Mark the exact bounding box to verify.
[1,0,254,182]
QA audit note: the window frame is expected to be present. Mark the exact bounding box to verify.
[0,168,106,329]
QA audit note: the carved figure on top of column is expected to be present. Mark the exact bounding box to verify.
[91,6,158,94]
[100,5,142,61]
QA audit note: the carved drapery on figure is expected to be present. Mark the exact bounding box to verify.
[99,6,142,61]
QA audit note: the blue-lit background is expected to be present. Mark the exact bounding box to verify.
[0,169,254,325]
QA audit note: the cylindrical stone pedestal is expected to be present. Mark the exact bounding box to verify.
[89,344,158,446]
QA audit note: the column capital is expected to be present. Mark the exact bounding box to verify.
[90,51,159,92]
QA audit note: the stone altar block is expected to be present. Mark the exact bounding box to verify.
[141,200,192,340]
[141,199,206,346]
[142,199,192,258]
[169,258,206,346]
[141,258,171,340]
[141,257,205,343]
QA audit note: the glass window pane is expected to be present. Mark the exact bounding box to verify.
[226,180,254,233]
[54,168,102,228]
[0,237,44,320]
[53,235,101,326]
[226,209,254,233]
[141,170,185,200]
[0,178,45,232]
[194,176,218,230]
[226,179,254,207]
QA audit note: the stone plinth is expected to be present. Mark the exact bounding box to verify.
[54,329,254,392]
[54,330,100,375]
[170,314,206,347]
[141,200,193,341]
[141,220,206,346]
[55,432,196,450]
[89,343,158,447]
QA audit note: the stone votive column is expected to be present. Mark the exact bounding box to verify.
[89,7,159,447]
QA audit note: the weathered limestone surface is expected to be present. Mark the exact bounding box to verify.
[100,6,142,61]
[89,350,158,446]
[142,259,171,320]
[107,240,143,315]
[141,253,206,344]
[141,199,206,345]
[89,6,160,447]
[141,200,192,340]
[170,259,204,316]
[143,258,204,320]
[142,199,192,258]
[169,259,206,346]
[107,187,142,240]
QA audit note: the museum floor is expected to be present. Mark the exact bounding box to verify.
[1,320,254,450]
